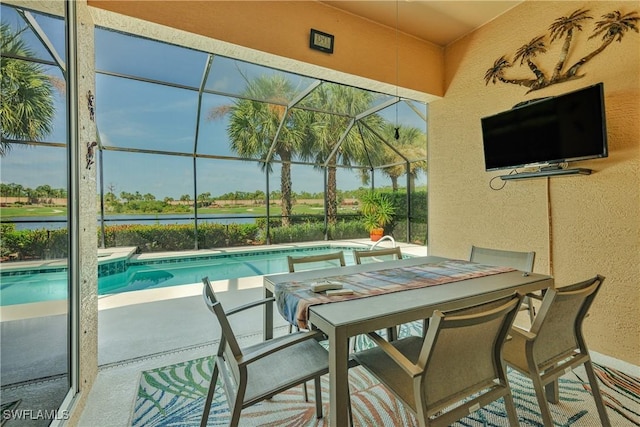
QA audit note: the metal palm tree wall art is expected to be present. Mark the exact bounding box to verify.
[484,9,639,93]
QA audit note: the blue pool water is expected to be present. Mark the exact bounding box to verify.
[0,245,378,306]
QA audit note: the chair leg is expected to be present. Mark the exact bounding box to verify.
[531,374,556,427]
[527,297,536,323]
[229,405,243,427]
[544,366,560,404]
[545,380,559,404]
[583,360,612,427]
[503,391,520,426]
[201,364,219,427]
[348,397,354,427]
[288,323,309,401]
[314,376,323,418]
[422,319,429,337]
[386,326,397,341]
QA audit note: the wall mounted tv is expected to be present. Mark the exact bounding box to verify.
[481,83,608,172]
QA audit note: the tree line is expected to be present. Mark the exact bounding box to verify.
[1,183,380,205]
[0,183,67,200]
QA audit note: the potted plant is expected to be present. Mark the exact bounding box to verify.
[360,191,396,241]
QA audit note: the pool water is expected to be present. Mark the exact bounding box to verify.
[0,245,376,306]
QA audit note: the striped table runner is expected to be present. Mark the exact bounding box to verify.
[275,259,514,329]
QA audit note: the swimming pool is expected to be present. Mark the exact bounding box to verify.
[1,244,388,306]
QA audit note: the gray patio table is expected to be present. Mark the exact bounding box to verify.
[263,255,553,426]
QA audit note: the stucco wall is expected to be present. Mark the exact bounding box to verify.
[429,1,640,365]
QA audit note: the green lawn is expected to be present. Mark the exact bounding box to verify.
[0,206,68,217]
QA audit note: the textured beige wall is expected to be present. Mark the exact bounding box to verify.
[429,1,640,365]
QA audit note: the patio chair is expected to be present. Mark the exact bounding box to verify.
[354,246,403,341]
[286,251,346,333]
[353,246,403,264]
[200,277,329,427]
[287,251,346,399]
[469,245,539,322]
[502,275,611,427]
[287,250,346,273]
[352,293,523,427]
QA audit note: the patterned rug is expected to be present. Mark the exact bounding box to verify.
[131,326,640,426]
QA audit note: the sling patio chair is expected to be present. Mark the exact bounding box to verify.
[353,246,403,341]
[286,251,346,399]
[200,277,329,427]
[287,250,346,273]
[352,293,524,427]
[470,245,539,323]
[353,246,403,264]
[502,275,611,426]
[286,250,346,334]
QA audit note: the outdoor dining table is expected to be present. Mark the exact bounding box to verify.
[263,255,554,426]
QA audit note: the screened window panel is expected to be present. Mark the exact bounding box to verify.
[100,151,193,211]
[197,93,242,157]
[290,163,325,201]
[205,55,318,102]
[1,64,67,144]
[1,7,67,144]
[1,144,68,205]
[96,74,198,152]
[0,3,70,416]
[370,169,394,190]
[1,6,65,64]
[296,81,393,117]
[46,65,68,143]
[95,28,207,88]
[196,157,266,202]
[365,102,427,163]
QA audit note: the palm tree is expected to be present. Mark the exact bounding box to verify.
[210,74,309,226]
[484,56,536,89]
[374,124,426,192]
[548,9,592,80]
[0,23,55,156]
[300,84,385,224]
[566,10,639,77]
[514,36,548,88]
[9,183,24,202]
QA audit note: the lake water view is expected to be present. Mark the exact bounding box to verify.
[4,213,258,230]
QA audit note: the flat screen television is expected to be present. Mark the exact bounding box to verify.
[480,83,608,171]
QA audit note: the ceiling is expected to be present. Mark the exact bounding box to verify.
[321,1,523,46]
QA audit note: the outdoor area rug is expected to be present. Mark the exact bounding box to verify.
[131,331,640,426]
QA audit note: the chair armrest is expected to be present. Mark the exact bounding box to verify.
[226,297,276,316]
[509,325,536,341]
[238,330,325,366]
[366,331,422,378]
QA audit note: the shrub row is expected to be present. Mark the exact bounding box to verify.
[0,220,370,261]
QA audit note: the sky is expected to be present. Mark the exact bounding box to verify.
[0,5,427,199]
